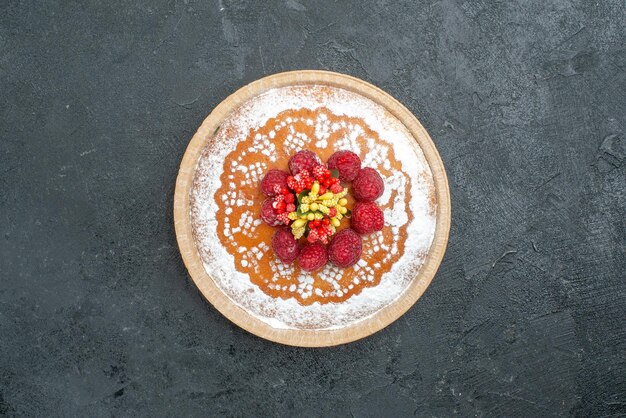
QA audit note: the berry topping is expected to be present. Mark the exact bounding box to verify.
[271,228,300,263]
[288,150,320,175]
[328,228,362,268]
[312,164,329,181]
[329,183,343,194]
[273,200,286,213]
[260,198,282,226]
[259,150,385,269]
[307,228,320,243]
[353,167,384,202]
[286,169,313,193]
[276,212,291,225]
[260,169,289,196]
[327,150,362,182]
[298,242,328,271]
[351,201,385,234]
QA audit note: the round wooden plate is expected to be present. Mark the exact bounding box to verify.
[174,70,451,347]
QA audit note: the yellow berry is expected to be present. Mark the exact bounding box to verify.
[314,213,323,220]
[310,202,319,211]
[307,213,315,221]
[338,198,348,206]
[319,192,334,200]
[338,206,347,214]
[292,226,305,239]
[287,212,298,220]
[331,218,340,227]
[300,204,309,212]
[292,218,307,228]
[311,182,320,195]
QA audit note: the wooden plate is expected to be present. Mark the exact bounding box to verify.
[174,70,450,347]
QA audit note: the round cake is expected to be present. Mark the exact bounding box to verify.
[190,84,437,330]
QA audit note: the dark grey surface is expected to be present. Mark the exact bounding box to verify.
[1,0,625,416]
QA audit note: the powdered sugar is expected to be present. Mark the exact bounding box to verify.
[190,85,436,330]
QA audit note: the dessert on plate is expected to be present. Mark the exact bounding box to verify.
[190,85,437,330]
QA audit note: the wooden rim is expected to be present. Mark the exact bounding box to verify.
[174,70,451,347]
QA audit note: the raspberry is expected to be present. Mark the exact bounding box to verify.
[353,167,384,202]
[351,201,385,234]
[327,150,361,182]
[307,229,319,243]
[328,207,337,217]
[298,242,328,271]
[286,169,312,193]
[272,228,300,263]
[261,169,289,196]
[329,183,343,194]
[273,200,286,213]
[284,193,295,203]
[289,151,320,175]
[312,164,327,180]
[276,212,291,225]
[286,203,296,213]
[260,198,282,226]
[328,228,362,267]
[286,176,298,192]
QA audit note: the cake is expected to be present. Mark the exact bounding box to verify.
[190,85,437,330]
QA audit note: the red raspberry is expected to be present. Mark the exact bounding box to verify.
[329,184,343,194]
[276,212,291,225]
[351,201,385,234]
[286,203,296,213]
[260,198,282,226]
[288,151,320,175]
[298,242,328,271]
[261,169,289,196]
[273,200,286,213]
[328,228,362,267]
[287,169,312,193]
[353,168,384,202]
[286,176,300,193]
[284,193,295,203]
[328,207,337,217]
[312,164,327,180]
[307,229,319,243]
[272,228,299,263]
[327,150,361,182]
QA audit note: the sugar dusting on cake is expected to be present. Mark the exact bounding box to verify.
[190,85,436,330]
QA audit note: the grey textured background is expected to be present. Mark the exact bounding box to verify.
[1,0,625,416]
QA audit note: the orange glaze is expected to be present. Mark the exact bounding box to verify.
[214,107,412,305]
